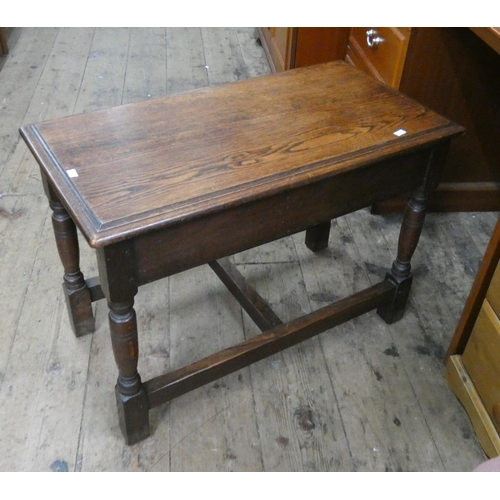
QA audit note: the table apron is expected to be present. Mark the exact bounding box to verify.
[133,147,433,286]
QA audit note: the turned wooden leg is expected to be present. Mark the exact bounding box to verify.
[97,243,150,445]
[109,300,150,445]
[305,221,331,252]
[377,185,427,324]
[47,186,94,336]
[376,144,450,324]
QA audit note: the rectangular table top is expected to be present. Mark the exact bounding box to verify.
[20,61,463,248]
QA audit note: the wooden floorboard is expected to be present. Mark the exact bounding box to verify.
[0,27,496,471]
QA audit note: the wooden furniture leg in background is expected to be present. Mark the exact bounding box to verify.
[44,181,95,337]
[304,174,431,325]
[0,28,8,56]
[305,221,331,252]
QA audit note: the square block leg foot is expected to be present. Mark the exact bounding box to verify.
[377,274,413,324]
[115,386,151,445]
[64,284,95,337]
[305,221,331,252]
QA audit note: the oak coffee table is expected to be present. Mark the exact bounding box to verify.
[20,61,463,445]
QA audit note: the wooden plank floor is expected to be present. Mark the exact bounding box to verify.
[0,27,497,472]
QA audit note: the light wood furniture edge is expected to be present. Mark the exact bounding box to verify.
[446,215,500,457]
[255,28,275,71]
[470,27,500,56]
[446,216,500,357]
[256,28,296,73]
[446,355,500,457]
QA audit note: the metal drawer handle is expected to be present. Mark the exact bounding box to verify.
[366,29,384,48]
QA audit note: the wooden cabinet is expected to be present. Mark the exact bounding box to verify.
[258,27,500,213]
[346,28,410,89]
[446,215,500,458]
[256,28,349,73]
[386,28,500,213]
[257,28,296,73]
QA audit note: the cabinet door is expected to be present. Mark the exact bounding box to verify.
[259,28,296,72]
[294,28,350,67]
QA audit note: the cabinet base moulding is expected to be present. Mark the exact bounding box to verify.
[446,354,500,458]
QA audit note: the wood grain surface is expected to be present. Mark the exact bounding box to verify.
[21,61,461,247]
[1,28,495,471]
